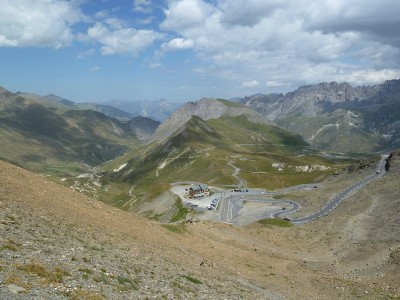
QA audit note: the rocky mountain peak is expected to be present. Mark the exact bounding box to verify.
[152,98,270,142]
[241,79,400,153]
[0,86,11,96]
[288,81,359,103]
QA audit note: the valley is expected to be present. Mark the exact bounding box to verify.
[1,149,399,299]
[168,154,387,227]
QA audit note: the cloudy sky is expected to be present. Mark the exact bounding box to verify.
[1,0,399,103]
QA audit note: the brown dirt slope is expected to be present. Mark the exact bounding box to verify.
[1,151,400,299]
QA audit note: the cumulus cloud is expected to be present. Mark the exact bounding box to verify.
[161,38,194,52]
[0,0,85,48]
[87,21,162,55]
[219,0,286,27]
[161,0,215,31]
[160,0,400,88]
[304,0,400,45]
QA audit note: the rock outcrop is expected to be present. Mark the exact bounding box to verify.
[241,80,400,154]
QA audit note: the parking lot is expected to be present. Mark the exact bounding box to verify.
[170,184,225,211]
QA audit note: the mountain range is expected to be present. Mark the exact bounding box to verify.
[241,80,400,154]
[1,82,400,299]
[104,98,181,121]
[0,87,159,175]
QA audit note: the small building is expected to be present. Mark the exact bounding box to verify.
[189,184,209,198]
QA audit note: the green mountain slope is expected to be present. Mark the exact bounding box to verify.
[0,88,140,175]
[280,110,388,155]
[92,108,345,212]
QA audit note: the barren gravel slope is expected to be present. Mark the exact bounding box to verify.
[1,153,399,299]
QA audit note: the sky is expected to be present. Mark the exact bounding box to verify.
[1,0,400,103]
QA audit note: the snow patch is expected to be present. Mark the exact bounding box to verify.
[113,163,127,172]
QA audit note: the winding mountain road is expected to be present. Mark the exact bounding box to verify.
[218,155,388,225]
[270,154,387,224]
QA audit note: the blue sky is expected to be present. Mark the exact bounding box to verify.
[1,0,400,103]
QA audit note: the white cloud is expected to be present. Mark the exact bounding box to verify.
[160,0,400,89]
[0,0,85,48]
[242,80,260,88]
[219,0,286,27]
[161,38,194,52]
[134,0,153,14]
[265,80,290,88]
[161,0,215,31]
[341,69,400,86]
[87,21,162,55]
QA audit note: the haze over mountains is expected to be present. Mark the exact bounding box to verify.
[104,99,181,122]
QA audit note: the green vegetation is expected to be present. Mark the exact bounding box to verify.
[0,239,20,252]
[182,275,203,284]
[115,275,139,291]
[257,218,293,227]
[170,199,190,222]
[67,288,106,300]
[0,93,140,176]
[17,262,69,283]
[162,224,187,234]
[78,267,93,275]
[277,111,392,154]
[94,108,346,215]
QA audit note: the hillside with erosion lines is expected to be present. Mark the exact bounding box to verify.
[1,150,399,299]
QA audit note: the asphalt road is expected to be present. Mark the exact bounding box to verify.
[271,154,387,224]
[218,155,387,225]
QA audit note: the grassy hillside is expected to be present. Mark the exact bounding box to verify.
[82,114,346,211]
[279,110,390,155]
[0,90,140,175]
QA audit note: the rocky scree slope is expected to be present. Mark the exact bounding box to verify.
[0,160,279,300]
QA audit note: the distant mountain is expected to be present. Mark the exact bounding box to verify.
[42,94,136,121]
[104,99,181,121]
[0,86,141,175]
[241,80,400,154]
